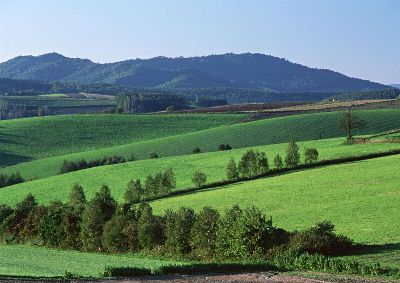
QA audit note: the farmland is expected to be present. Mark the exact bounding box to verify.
[0,113,245,167]
[0,137,398,205]
[1,108,400,179]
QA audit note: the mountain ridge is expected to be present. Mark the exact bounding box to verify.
[0,52,387,92]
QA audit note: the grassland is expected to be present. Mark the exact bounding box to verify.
[150,155,400,245]
[0,245,189,278]
[0,137,398,206]
[0,113,245,167]
[2,109,400,179]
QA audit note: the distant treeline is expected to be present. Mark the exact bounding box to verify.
[60,155,133,174]
[326,88,400,101]
[0,172,24,188]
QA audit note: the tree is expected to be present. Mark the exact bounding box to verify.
[285,142,300,168]
[102,214,132,253]
[80,185,117,251]
[39,201,67,248]
[238,149,259,177]
[161,168,176,195]
[124,179,143,204]
[192,170,207,188]
[190,207,220,259]
[164,207,196,255]
[274,154,283,169]
[68,183,86,213]
[226,158,239,180]
[218,144,232,151]
[338,108,366,141]
[256,151,269,174]
[304,148,319,164]
[137,204,164,249]
[149,152,159,159]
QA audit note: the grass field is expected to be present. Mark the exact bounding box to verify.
[0,245,188,278]
[1,109,400,179]
[0,138,398,206]
[150,155,400,245]
[0,113,245,167]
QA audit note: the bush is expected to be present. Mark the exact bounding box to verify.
[192,147,201,154]
[285,142,300,167]
[304,148,319,164]
[226,158,239,180]
[150,152,159,159]
[192,170,207,188]
[218,144,232,151]
[288,221,354,256]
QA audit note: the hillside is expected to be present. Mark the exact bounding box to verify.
[0,137,397,206]
[1,109,400,179]
[0,53,387,92]
[0,114,244,167]
[150,155,400,245]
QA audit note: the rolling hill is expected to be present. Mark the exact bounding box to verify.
[1,109,399,180]
[0,53,387,91]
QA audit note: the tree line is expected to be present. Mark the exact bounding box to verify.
[60,155,134,174]
[0,172,24,189]
[0,185,353,261]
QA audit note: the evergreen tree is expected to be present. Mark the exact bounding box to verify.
[274,154,283,169]
[226,158,239,180]
[285,142,300,168]
[137,204,164,249]
[304,148,319,164]
[68,183,86,213]
[124,179,142,204]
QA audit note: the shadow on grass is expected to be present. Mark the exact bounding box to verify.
[0,151,31,167]
[352,243,400,256]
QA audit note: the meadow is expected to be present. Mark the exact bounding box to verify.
[1,108,400,179]
[0,138,398,205]
[0,113,244,167]
[150,155,400,245]
[0,245,189,278]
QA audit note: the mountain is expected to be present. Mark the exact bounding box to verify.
[0,52,387,92]
[390,84,400,89]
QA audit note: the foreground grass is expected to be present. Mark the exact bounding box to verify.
[0,245,189,278]
[151,155,400,245]
[2,109,400,180]
[0,113,244,167]
[0,138,398,205]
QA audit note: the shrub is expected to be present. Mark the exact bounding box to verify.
[304,148,319,164]
[190,207,220,259]
[226,158,239,180]
[218,144,232,151]
[274,154,283,169]
[192,147,201,154]
[192,170,207,188]
[285,142,300,167]
[150,152,159,159]
[288,221,354,256]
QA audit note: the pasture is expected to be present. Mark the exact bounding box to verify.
[0,137,398,205]
[1,109,400,179]
[0,113,244,167]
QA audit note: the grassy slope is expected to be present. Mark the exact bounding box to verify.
[0,113,244,167]
[0,138,398,206]
[150,155,400,245]
[2,109,400,180]
[0,245,188,277]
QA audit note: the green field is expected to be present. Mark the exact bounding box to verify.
[150,155,400,245]
[0,113,244,167]
[2,109,400,180]
[0,245,188,278]
[0,138,398,205]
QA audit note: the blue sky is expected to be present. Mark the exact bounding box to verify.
[0,0,399,84]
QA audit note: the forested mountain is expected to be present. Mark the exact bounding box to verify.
[390,84,400,89]
[0,53,387,92]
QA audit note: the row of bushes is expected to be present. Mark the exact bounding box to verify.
[0,172,24,189]
[0,185,354,261]
[60,155,134,174]
[271,249,400,277]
